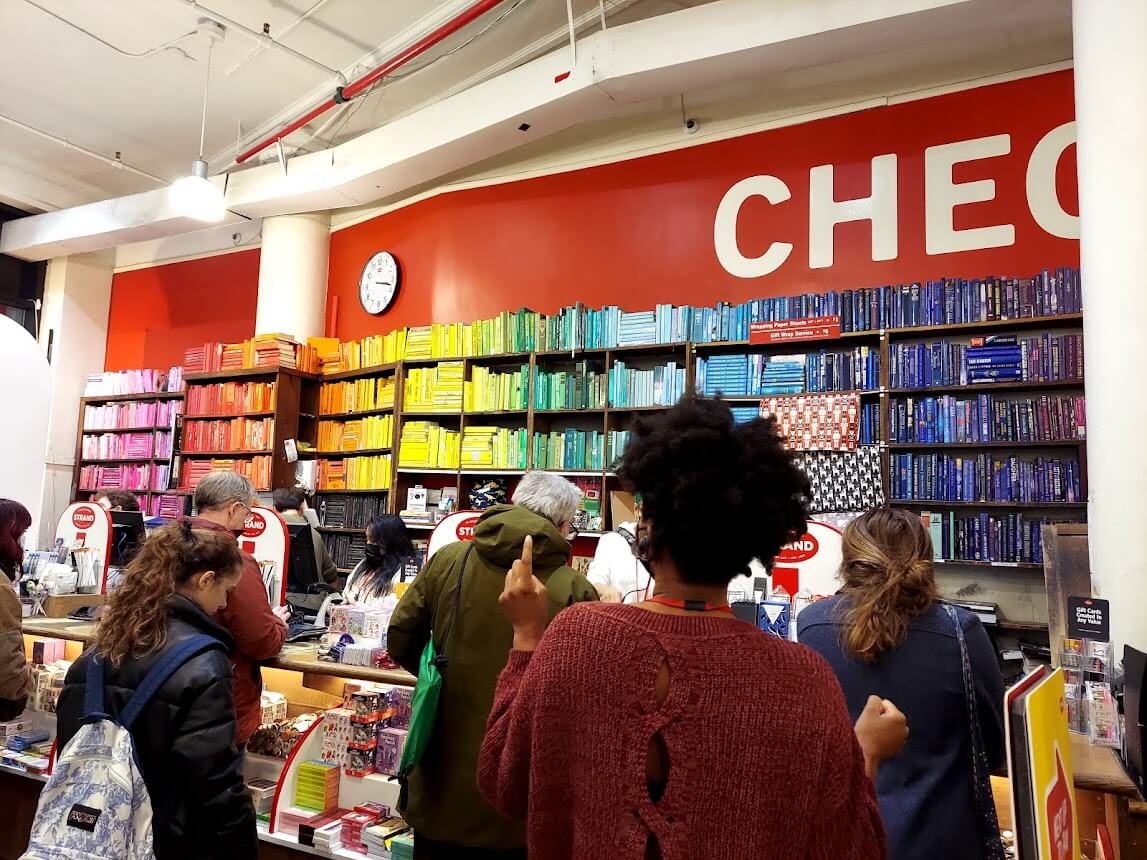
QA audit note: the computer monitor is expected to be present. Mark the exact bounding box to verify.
[109,510,146,567]
[286,522,321,592]
[1124,645,1146,794]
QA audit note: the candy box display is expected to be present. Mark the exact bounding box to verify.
[385,687,412,730]
[345,745,375,778]
[349,690,384,721]
[374,727,407,777]
[349,719,379,750]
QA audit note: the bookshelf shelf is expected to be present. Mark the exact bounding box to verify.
[81,425,169,434]
[464,352,532,366]
[607,405,673,413]
[316,526,367,534]
[81,391,184,404]
[460,468,525,475]
[691,330,879,353]
[79,456,167,464]
[463,409,528,417]
[312,447,392,458]
[605,341,690,358]
[990,620,1050,633]
[185,410,276,419]
[885,379,1084,395]
[404,523,438,531]
[185,366,317,382]
[313,488,390,494]
[180,449,273,457]
[401,410,462,418]
[316,407,395,420]
[934,559,1044,570]
[319,362,399,382]
[887,441,1085,449]
[885,312,1083,338]
[532,407,606,415]
[396,467,459,474]
[892,500,1085,509]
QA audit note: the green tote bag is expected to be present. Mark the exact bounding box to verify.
[397,544,473,781]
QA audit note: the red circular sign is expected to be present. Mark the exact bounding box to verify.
[776,532,819,563]
[455,516,480,541]
[243,511,267,538]
[71,506,97,529]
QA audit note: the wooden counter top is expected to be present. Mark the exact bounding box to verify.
[1070,733,1140,797]
[22,617,415,688]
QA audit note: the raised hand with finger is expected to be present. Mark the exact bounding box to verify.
[498,535,550,651]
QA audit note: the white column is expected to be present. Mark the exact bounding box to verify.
[1073,0,1147,656]
[36,254,113,546]
[255,213,331,342]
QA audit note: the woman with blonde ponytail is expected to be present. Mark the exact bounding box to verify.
[798,507,1006,860]
[54,522,257,859]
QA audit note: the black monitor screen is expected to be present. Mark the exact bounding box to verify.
[286,523,320,592]
[109,511,146,567]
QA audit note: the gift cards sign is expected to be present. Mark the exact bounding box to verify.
[1066,596,1109,641]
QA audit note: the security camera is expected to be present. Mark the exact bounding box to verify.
[684,117,700,135]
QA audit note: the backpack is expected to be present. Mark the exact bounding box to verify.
[22,634,224,860]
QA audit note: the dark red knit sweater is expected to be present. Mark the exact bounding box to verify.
[478,603,886,859]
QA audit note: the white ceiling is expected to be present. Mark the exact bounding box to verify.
[0,0,706,212]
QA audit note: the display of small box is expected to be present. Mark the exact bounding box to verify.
[328,605,349,635]
[385,687,412,730]
[361,610,387,641]
[407,486,428,512]
[346,609,366,637]
[321,708,354,765]
[345,745,376,778]
[246,777,278,815]
[31,639,65,665]
[0,718,30,743]
[349,719,379,750]
[349,690,384,722]
[260,691,288,725]
[374,727,407,777]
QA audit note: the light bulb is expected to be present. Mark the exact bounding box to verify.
[170,160,225,222]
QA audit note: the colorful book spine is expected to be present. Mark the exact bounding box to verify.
[81,432,155,460]
[464,365,529,412]
[461,427,529,469]
[608,361,686,407]
[397,422,460,468]
[888,394,1086,443]
[82,399,181,430]
[179,457,272,491]
[891,453,1082,503]
[318,377,395,415]
[530,431,604,471]
[533,365,607,410]
[403,363,463,412]
[182,418,273,452]
[919,510,1054,564]
[317,416,394,452]
[318,455,392,490]
[185,382,276,414]
[607,430,630,466]
[889,333,1083,388]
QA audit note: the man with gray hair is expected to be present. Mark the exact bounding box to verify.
[188,471,289,746]
[388,471,597,859]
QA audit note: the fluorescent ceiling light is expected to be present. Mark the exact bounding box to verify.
[170,159,224,222]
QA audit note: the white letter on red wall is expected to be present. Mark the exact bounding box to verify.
[1027,121,1079,240]
[925,134,1015,254]
[714,175,793,278]
[808,154,898,269]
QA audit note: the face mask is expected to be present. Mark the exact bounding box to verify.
[364,544,383,563]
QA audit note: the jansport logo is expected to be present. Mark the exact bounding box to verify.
[455,516,480,541]
[243,511,267,538]
[776,533,819,563]
[66,803,101,832]
[71,507,97,529]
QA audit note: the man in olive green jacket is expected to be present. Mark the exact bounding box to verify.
[388,474,598,858]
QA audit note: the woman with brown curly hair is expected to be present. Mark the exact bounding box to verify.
[55,523,256,859]
[798,507,1006,860]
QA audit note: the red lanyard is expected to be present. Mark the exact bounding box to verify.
[646,595,734,615]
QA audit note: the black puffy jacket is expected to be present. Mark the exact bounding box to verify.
[56,595,257,859]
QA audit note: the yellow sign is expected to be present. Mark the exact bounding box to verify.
[1025,668,1081,860]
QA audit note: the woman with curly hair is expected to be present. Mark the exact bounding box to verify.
[477,396,899,860]
[55,523,256,859]
[798,507,1006,860]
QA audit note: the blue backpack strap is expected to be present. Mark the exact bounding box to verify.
[118,634,225,731]
[83,652,107,720]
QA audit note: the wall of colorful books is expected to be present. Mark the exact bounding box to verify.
[75,265,1085,596]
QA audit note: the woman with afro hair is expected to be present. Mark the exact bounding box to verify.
[478,396,901,860]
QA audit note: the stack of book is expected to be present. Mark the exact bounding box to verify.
[859,402,880,445]
[318,377,395,415]
[607,430,630,465]
[805,347,879,392]
[78,464,149,491]
[398,421,460,468]
[966,335,1023,383]
[317,415,393,452]
[81,432,155,460]
[150,463,172,491]
[891,453,1082,503]
[890,332,1084,388]
[183,335,317,373]
[318,494,387,529]
[404,362,464,412]
[83,399,181,429]
[532,430,604,471]
[759,355,806,395]
[185,382,276,415]
[179,457,271,491]
[618,311,657,346]
[608,361,685,407]
[654,304,692,343]
[83,367,182,396]
[182,418,273,452]
[150,494,186,519]
[464,365,529,412]
[533,365,606,410]
[318,455,392,491]
[696,355,749,397]
[324,533,368,570]
[920,510,1052,564]
[889,394,1087,443]
[294,760,341,812]
[460,427,528,470]
[404,327,433,359]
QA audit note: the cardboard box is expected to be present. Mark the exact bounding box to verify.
[610,491,637,529]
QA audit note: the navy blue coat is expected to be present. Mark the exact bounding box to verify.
[798,599,1006,860]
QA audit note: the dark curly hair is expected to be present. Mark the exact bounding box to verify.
[616,395,811,585]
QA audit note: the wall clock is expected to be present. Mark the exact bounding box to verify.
[359,251,400,315]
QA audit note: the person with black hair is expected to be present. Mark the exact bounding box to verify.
[272,487,338,585]
[343,515,417,607]
[478,396,901,860]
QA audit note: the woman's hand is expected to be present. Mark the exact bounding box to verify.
[854,695,909,780]
[499,536,549,651]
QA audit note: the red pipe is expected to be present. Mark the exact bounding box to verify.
[235,0,508,165]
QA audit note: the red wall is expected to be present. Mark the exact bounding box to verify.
[105,249,259,371]
[327,69,1079,341]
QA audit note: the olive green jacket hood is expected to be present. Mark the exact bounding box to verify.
[386,503,598,850]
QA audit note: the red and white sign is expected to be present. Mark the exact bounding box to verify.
[238,506,288,608]
[427,510,483,561]
[55,503,112,593]
[749,316,841,344]
[771,521,843,598]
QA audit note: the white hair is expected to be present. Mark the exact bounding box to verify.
[194,471,256,512]
[511,471,581,528]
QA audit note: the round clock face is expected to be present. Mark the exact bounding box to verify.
[360,251,400,315]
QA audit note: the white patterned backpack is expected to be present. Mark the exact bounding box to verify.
[22,634,223,860]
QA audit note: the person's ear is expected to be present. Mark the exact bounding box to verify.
[196,570,217,591]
